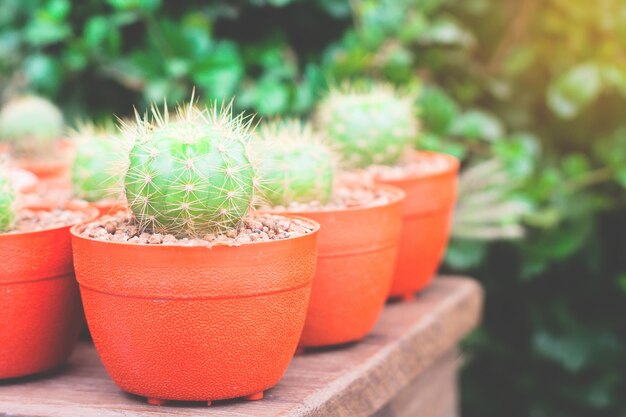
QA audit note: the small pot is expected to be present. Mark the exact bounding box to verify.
[375,151,459,300]
[90,200,127,216]
[70,216,319,404]
[0,205,98,379]
[280,185,404,348]
[13,139,74,181]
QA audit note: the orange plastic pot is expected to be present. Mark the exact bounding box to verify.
[70,216,319,404]
[375,151,459,300]
[281,185,404,348]
[0,205,98,379]
[90,200,127,216]
[13,140,74,181]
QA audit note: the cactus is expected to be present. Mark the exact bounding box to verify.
[254,120,334,206]
[71,122,127,203]
[418,87,458,136]
[122,100,257,237]
[0,168,16,232]
[0,95,64,157]
[315,84,419,168]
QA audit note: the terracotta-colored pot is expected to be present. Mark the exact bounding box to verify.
[70,216,319,404]
[90,200,127,216]
[280,185,404,348]
[375,151,459,300]
[14,139,74,181]
[0,205,98,379]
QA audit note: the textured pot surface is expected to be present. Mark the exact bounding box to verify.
[284,185,404,347]
[0,206,97,379]
[71,217,319,402]
[376,151,459,299]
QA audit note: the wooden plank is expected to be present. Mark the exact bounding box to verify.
[373,349,459,417]
[0,276,482,417]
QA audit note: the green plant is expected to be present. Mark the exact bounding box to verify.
[254,119,334,206]
[70,121,126,203]
[0,169,16,232]
[418,87,458,137]
[0,95,64,157]
[315,84,419,168]
[123,100,257,237]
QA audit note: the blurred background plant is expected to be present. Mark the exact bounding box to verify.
[2,0,626,415]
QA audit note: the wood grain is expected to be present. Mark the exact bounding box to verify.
[0,276,482,417]
[373,349,459,417]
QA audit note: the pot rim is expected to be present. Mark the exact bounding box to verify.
[70,213,321,249]
[375,150,460,183]
[0,203,99,239]
[268,183,406,217]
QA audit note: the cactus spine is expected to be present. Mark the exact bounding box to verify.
[0,95,64,157]
[122,100,256,237]
[0,168,16,232]
[254,120,334,206]
[315,84,419,168]
[71,122,127,203]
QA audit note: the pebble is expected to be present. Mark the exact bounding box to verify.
[77,212,315,247]
[7,208,90,234]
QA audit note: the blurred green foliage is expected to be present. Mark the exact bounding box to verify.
[2,0,626,415]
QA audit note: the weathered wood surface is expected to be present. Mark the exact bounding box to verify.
[0,276,482,417]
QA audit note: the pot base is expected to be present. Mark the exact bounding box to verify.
[145,391,264,406]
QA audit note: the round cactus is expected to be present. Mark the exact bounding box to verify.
[0,95,64,157]
[419,87,458,136]
[122,101,257,237]
[0,169,16,232]
[315,84,419,168]
[71,122,127,203]
[254,120,334,206]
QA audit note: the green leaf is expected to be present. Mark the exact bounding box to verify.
[46,0,71,21]
[444,239,488,270]
[547,63,602,119]
[253,78,290,115]
[84,16,109,48]
[23,54,62,94]
[561,154,590,178]
[450,109,504,141]
[106,0,161,11]
[24,13,72,46]
[419,18,473,46]
[616,274,626,294]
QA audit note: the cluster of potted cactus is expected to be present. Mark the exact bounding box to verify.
[0,84,458,405]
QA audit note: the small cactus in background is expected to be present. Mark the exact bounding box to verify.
[315,84,419,168]
[0,95,64,157]
[254,120,334,206]
[122,100,257,237]
[418,87,458,136]
[71,121,127,203]
[0,166,16,232]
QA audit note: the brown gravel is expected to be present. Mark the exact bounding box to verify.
[7,208,91,234]
[267,185,398,212]
[76,212,316,246]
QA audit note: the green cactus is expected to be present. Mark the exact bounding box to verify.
[122,101,257,237]
[0,169,16,232]
[71,122,127,203]
[0,95,64,157]
[418,87,458,136]
[254,120,334,206]
[315,84,419,168]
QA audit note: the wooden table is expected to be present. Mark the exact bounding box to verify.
[0,276,482,417]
